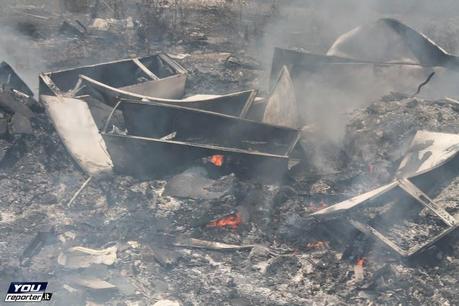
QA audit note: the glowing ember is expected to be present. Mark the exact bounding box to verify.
[356,257,366,267]
[210,155,224,167]
[207,212,241,230]
[353,257,366,281]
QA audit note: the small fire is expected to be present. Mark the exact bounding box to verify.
[210,155,224,167]
[353,257,366,281]
[356,257,366,267]
[207,212,241,230]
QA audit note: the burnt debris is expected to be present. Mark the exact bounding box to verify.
[1,3,459,305]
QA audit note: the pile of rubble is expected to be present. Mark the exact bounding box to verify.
[0,3,459,305]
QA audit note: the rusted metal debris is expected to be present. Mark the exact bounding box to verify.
[312,131,459,257]
[101,99,300,179]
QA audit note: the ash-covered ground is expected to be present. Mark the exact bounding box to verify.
[1,1,459,305]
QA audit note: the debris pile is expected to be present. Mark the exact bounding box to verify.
[0,3,459,305]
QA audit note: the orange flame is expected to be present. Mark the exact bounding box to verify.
[356,257,366,267]
[207,212,241,230]
[210,155,224,167]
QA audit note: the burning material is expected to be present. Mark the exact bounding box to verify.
[209,154,224,167]
[353,257,366,282]
[355,257,366,267]
[312,131,459,257]
[207,211,242,230]
[102,99,300,179]
[3,2,459,303]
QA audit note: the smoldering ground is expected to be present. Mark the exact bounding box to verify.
[0,1,459,305]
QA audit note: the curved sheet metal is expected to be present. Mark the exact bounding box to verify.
[313,131,459,217]
[262,66,300,128]
[41,95,113,177]
[397,131,459,178]
[311,182,399,218]
[328,18,459,69]
[81,75,257,117]
[0,61,33,96]
[101,99,300,179]
[39,54,187,99]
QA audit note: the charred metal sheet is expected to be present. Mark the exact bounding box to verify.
[315,131,459,216]
[314,179,458,257]
[312,131,459,257]
[39,54,187,100]
[41,95,113,177]
[328,18,459,69]
[349,179,457,257]
[0,91,34,118]
[262,66,300,128]
[271,20,459,105]
[101,99,300,179]
[81,74,257,117]
[396,131,459,178]
[270,47,358,87]
[245,97,266,121]
[269,48,442,118]
[311,182,399,218]
[0,62,33,96]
